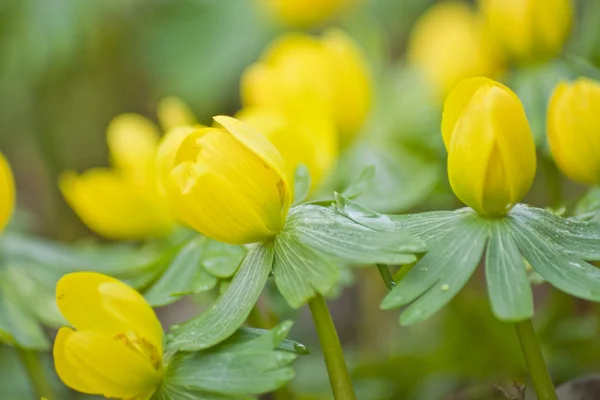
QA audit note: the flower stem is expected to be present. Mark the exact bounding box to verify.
[514,319,558,400]
[17,347,55,399]
[376,264,395,290]
[308,294,356,400]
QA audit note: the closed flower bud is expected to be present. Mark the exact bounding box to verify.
[60,114,176,240]
[54,272,163,399]
[442,77,536,216]
[407,1,504,99]
[260,0,354,28]
[547,78,600,186]
[241,29,371,147]
[165,116,292,245]
[480,0,573,63]
[0,152,15,232]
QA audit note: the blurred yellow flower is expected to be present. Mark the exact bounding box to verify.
[237,106,338,192]
[157,96,198,132]
[165,116,292,245]
[260,0,354,28]
[54,272,163,399]
[60,114,176,240]
[407,1,504,99]
[547,78,600,186]
[442,77,536,216]
[241,29,372,147]
[479,0,573,64]
[0,152,15,232]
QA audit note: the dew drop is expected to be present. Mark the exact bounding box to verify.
[441,284,450,291]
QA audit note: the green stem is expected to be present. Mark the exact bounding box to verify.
[376,264,395,290]
[308,294,356,400]
[541,156,562,209]
[514,319,557,400]
[17,348,54,399]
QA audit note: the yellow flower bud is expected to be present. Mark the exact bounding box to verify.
[237,106,338,193]
[241,29,371,147]
[259,0,354,28]
[165,116,292,245]
[0,152,15,232]
[442,77,536,216]
[407,1,504,99]
[60,114,176,240]
[157,96,197,132]
[480,0,573,63]
[547,78,600,186]
[54,272,163,399]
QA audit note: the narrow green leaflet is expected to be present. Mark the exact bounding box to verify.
[273,232,340,308]
[510,204,600,261]
[158,322,298,399]
[286,204,422,265]
[509,217,600,302]
[485,222,534,321]
[575,186,600,221]
[381,215,489,325]
[293,164,311,206]
[167,243,274,351]
[341,165,375,200]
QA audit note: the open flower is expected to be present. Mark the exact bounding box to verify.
[164,116,292,245]
[60,114,176,240]
[442,77,536,216]
[547,78,600,186]
[54,272,163,399]
[241,30,371,147]
[479,0,573,64]
[407,1,504,99]
[0,152,15,232]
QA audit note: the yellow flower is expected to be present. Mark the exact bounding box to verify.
[60,114,176,240]
[54,272,163,399]
[237,106,338,192]
[157,96,198,132]
[479,0,573,64]
[165,116,292,245]
[0,152,15,232]
[442,77,536,216]
[547,78,600,186]
[407,1,504,99]
[241,29,372,147]
[259,0,354,28]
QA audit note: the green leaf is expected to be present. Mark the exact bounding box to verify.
[200,239,246,278]
[509,213,600,302]
[341,165,375,199]
[167,243,274,351]
[144,237,217,307]
[273,232,340,308]
[160,322,297,398]
[381,214,489,325]
[485,221,534,321]
[285,204,422,265]
[575,187,600,222]
[293,164,311,205]
[509,205,600,261]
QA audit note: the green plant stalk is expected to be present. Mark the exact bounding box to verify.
[514,319,558,400]
[308,294,357,400]
[17,347,55,399]
[376,264,395,290]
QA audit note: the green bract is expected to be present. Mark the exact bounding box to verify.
[375,202,600,324]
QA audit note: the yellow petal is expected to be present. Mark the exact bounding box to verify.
[54,328,160,398]
[156,126,198,195]
[167,161,278,244]
[59,169,174,240]
[107,113,160,182]
[0,152,15,232]
[56,272,163,355]
[548,78,600,185]
[157,97,197,132]
[214,116,292,217]
[261,0,352,28]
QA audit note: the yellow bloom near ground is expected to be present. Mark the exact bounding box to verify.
[442,77,536,216]
[54,272,163,399]
[0,152,15,232]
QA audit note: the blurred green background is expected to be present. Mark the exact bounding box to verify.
[2,0,600,399]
